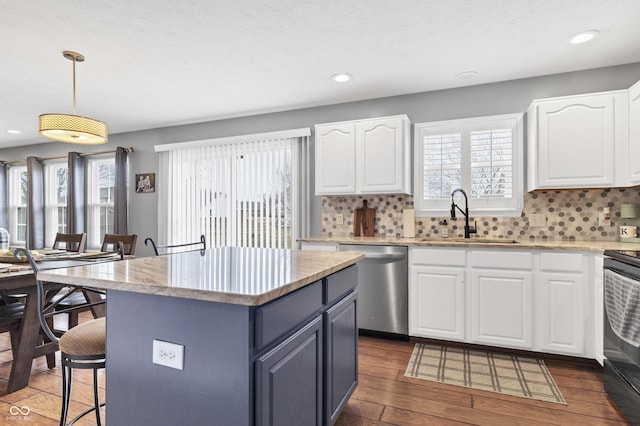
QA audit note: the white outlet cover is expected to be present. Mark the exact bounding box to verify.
[530,213,546,227]
[152,339,184,370]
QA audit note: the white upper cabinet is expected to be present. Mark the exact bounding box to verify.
[527,91,628,191]
[315,122,357,195]
[628,80,640,185]
[315,115,411,195]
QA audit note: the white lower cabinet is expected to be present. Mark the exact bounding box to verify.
[539,272,584,355]
[409,248,466,341]
[410,265,465,341]
[538,251,589,357]
[300,242,338,252]
[470,269,533,349]
[409,247,594,359]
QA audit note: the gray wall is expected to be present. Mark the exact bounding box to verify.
[3,63,640,256]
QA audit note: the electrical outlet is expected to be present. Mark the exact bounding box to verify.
[530,213,546,227]
[152,339,184,370]
[598,211,611,227]
[336,214,344,225]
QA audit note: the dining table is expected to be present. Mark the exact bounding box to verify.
[0,250,122,393]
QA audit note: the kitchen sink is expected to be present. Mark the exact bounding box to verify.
[421,237,520,244]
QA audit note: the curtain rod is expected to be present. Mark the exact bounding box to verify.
[2,147,135,165]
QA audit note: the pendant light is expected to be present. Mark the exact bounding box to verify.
[39,51,108,144]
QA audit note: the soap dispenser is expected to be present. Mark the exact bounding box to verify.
[440,220,449,238]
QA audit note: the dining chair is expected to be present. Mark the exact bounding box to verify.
[53,233,87,253]
[144,234,206,255]
[100,233,138,256]
[15,248,106,426]
[0,301,26,359]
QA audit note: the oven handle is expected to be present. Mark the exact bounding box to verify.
[605,266,640,282]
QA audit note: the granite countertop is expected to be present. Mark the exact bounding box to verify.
[37,247,365,306]
[299,236,640,253]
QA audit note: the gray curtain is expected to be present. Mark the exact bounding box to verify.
[114,147,129,234]
[0,163,7,229]
[67,152,85,234]
[27,157,44,249]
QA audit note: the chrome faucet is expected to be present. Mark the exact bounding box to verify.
[450,188,477,238]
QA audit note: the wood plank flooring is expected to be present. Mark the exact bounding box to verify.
[0,314,630,425]
[337,336,631,426]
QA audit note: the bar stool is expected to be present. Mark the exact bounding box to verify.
[15,248,106,426]
[144,234,206,255]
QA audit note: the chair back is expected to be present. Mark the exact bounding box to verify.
[53,233,87,253]
[144,235,206,256]
[13,248,106,344]
[101,234,138,255]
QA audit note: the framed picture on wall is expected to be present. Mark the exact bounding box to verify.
[135,173,155,193]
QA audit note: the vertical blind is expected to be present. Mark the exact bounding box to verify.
[157,129,310,250]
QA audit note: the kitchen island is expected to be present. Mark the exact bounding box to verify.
[38,247,364,426]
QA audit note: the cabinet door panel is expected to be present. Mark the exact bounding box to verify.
[410,266,465,341]
[540,273,584,355]
[325,291,357,424]
[357,118,405,193]
[256,317,323,426]
[471,269,532,349]
[315,123,356,195]
[537,95,615,188]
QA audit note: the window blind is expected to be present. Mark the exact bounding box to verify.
[423,133,461,199]
[470,129,513,199]
[414,113,523,216]
[158,130,310,250]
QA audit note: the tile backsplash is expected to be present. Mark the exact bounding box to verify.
[321,188,640,241]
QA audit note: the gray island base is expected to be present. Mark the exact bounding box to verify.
[38,247,364,425]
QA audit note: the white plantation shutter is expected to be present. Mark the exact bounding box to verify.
[157,129,310,250]
[470,129,513,199]
[414,114,523,216]
[423,133,461,199]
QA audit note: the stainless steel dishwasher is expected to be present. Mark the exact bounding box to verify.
[339,244,408,337]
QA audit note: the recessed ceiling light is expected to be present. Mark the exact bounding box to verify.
[6,129,21,135]
[332,73,352,83]
[455,71,478,81]
[570,30,600,45]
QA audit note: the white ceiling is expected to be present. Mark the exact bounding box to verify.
[1,0,640,148]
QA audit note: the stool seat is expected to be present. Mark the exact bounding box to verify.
[59,317,105,356]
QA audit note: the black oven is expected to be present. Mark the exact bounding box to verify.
[603,250,640,424]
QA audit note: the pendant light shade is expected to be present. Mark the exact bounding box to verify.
[39,51,108,144]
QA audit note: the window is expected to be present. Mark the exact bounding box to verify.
[44,160,68,247]
[8,165,28,245]
[156,129,310,250]
[87,156,115,248]
[414,113,523,216]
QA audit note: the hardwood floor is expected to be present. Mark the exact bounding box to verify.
[0,312,104,425]
[0,315,630,425]
[336,336,631,426]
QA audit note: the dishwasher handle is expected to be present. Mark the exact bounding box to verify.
[362,252,405,260]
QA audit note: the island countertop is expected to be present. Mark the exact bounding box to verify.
[37,247,364,306]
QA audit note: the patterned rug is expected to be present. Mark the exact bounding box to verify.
[404,343,566,404]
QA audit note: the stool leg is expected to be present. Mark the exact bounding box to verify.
[93,368,102,426]
[61,364,72,426]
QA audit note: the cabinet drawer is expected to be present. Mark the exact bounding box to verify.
[325,265,357,306]
[255,280,323,350]
[470,250,532,269]
[411,248,466,266]
[540,252,583,272]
